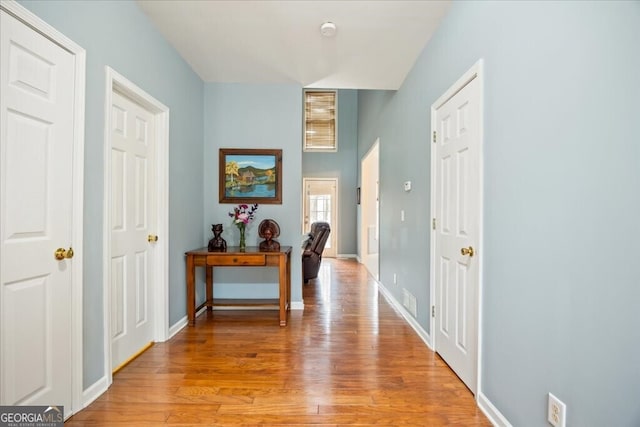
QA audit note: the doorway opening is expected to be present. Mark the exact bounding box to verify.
[360,140,379,280]
[303,178,338,258]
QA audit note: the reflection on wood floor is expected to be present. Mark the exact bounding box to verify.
[67,258,491,426]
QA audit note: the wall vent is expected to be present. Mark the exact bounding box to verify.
[402,289,417,318]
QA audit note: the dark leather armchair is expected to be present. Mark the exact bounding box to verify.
[302,222,331,283]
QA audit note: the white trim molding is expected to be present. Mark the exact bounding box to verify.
[81,376,109,409]
[336,253,358,259]
[168,317,189,340]
[167,300,304,341]
[376,281,433,350]
[0,0,86,416]
[478,392,513,427]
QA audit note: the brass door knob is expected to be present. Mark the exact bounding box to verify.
[54,247,74,260]
[148,235,158,242]
[460,246,475,257]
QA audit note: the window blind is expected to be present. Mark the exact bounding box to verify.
[304,91,337,151]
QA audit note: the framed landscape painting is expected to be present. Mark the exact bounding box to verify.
[219,148,283,204]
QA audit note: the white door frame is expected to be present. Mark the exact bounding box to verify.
[429,59,484,395]
[102,67,169,385]
[359,140,379,280]
[302,177,338,257]
[0,0,86,415]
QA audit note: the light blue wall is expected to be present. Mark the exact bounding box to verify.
[358,1,640,426]
[358,84,432,327]
[18,1,205,388]
[302,89,358,255]
[203,83,303,302]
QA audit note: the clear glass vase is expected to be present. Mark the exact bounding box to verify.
[238,225,246,251]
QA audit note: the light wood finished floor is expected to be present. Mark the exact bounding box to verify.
[68,258,490,426]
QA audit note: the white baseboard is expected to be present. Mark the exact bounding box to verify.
[478,392,512,427]
[376,281,510,426]
[168,305,208,338]
[209,303,304,311]
[336,253,357,259]
[168,316,188,339]
[82,375,109,408]
[376,281,433,350]
[168,302,303,337]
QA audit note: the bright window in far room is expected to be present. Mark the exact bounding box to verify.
[309,194,331,249]
[304,90,337,152]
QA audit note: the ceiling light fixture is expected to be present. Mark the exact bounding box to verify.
[320,21,337,38]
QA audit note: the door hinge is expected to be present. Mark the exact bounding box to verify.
[432,131,437,143]
[432,218,436,230]
[431,305,435,318]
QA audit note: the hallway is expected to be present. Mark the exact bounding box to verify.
[68,258,490,425]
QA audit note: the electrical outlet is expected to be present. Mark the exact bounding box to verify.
[393,273,397,285]
[548,393,566,427]
[401,210,405,222]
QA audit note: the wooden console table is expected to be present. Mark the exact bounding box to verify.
[184,246,292,326]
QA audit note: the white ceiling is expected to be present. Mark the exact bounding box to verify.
[136,0,451,90]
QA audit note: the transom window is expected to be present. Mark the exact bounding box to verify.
[304,90,337,152]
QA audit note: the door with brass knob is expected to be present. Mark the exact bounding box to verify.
[432,68,481,394]
[54,247,75,260]
[1,8,80,411]
[460,246,475,257]
[109,90,158,373]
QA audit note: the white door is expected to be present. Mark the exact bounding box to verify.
[0,10,75,408]
[303,178,337,258]
[432,71,481,393]
[110,90,156,371]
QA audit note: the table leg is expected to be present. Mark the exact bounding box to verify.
[206,266,213,311]
[286,251,291,313]
[186,254,195,326]
[279,253,287,326]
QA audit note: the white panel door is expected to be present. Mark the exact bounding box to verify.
[303,178,337,257]
[434,75,480,393]
[0,10,75,408]
[110,91,156,370]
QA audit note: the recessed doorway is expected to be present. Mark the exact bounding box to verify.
[303,178,338,258]
[360,141,379,280]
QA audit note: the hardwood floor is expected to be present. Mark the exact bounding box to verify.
[68,258,490,426]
